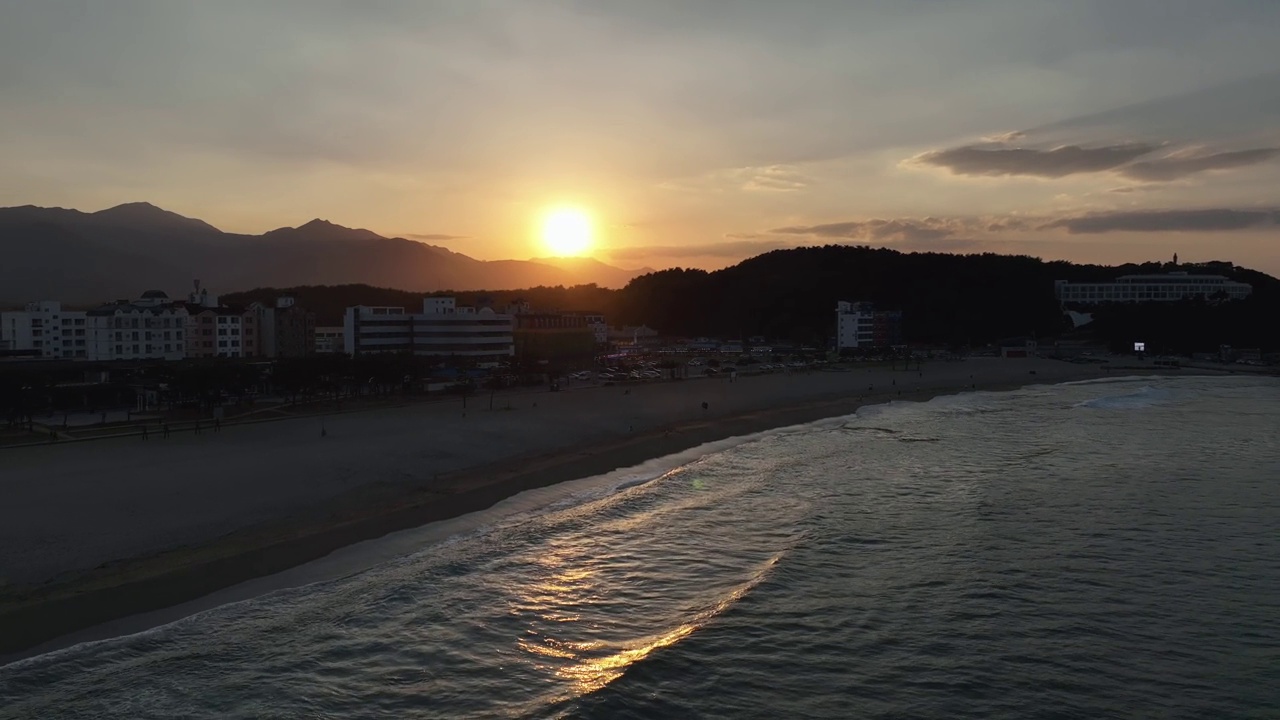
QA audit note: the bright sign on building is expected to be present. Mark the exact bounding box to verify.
[1133,342,1146,352]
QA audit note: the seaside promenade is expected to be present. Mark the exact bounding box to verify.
[0,358,1128,655]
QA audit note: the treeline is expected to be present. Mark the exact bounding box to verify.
[224,246,1280,352]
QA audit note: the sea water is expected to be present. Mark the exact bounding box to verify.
[2,375,1278,719]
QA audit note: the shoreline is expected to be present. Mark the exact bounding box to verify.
[0,362,1187,661]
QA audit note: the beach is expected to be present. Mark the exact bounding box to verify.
[0,358,1136,657]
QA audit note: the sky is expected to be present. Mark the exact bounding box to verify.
[2,0,1279,274]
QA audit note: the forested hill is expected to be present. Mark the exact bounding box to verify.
[225,246,1280,352]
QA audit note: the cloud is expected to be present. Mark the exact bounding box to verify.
[770,216,975,242]
[981,130,1026,143]
[659,164,812,193]
[403,232,468,241]
[740,165,811,192]
[1118,147,1280,181]
[607,238,799,261]
[1043,208,1280,234]
[913,142,1159,178]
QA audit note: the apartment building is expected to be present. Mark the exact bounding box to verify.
[254,297,317,358]
[85,291,188,361]
[2,293,188,361]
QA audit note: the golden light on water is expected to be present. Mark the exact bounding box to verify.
[512,549,787,699]
[539,207,593,256]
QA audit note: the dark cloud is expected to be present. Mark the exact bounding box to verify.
[403,233,468,241]
[771,221,867,238]
[1119,148,1280,181]
[1044,208,1280,234]
[771,217,964,242]
[915,142,1159,178]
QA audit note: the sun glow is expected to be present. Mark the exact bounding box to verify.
[540,208,594,256]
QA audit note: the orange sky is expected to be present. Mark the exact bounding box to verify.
[2,2,1279,275]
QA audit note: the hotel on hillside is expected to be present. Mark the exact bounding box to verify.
[1054,272,1252,304]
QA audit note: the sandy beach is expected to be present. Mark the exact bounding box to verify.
[0,358,1144,656]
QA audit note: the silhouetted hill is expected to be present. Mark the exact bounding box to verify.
[0,203,645,302]
[224,246,1280,353]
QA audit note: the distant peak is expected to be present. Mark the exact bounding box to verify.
[269,218,384,241]
[89,202,221,233]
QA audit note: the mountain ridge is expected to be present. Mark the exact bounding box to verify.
[0,202,646,303]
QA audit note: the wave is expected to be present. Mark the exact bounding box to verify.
[1077,385,1173,410]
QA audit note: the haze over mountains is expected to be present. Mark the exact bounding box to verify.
[0,202,649,304]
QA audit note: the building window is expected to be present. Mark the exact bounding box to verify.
[218,340,228,348]
[115,345,123,354]
[132,331,139,340]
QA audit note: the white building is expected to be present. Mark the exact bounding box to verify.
[0,301,88,359]
[315,326,345,354]
[1,293,188,361]
[1054,272,1252,304]
[835,301,903,350]
[85,291,188,361]
[343,297,514,366]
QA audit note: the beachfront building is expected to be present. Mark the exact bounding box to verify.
[835,301,903,350]
[607,325,660,347]
[182,283,259,359]
[85,291,189,361]
[2,294,190,361]
[1054,272,1252,304]
[514,312,598,366]
[573,313,609,344]
[314,326,344,354]
[343,297,514,367]
[253,297,317,358]
[0,301,88,359]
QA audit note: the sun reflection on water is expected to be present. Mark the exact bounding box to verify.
[510,548,786,699]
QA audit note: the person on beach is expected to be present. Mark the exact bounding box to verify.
[162,424,170,439]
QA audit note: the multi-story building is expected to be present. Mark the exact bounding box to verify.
[0,301,89,359]
[315,326,345,354]
[254,297,316,358]
[1054,272,1252,304]
[183,283,258,359]
[835,301,903,350]
[343,297,514,366]
[576,313,609,344]
[2,293,188,361]
[514,312,598,366]
[85,291,188,361]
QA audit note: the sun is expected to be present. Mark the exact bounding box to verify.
[540,207,593,256]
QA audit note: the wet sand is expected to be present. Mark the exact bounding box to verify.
[0,359,1123,656]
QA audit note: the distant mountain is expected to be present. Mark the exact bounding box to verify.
[529,256,655,290]
[0,203,646,304]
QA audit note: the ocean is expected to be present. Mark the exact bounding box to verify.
[3,375,1278,719]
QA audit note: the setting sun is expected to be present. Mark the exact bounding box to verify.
[540,208,593,256]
